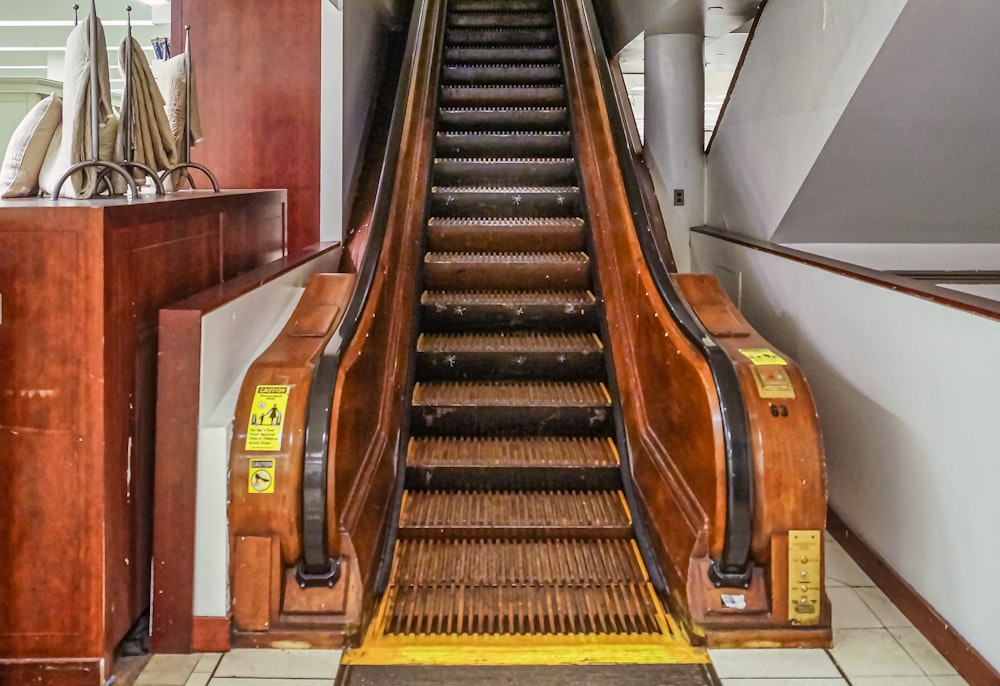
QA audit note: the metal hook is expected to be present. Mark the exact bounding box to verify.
[73,3,79,25]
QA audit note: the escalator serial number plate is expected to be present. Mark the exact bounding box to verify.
[788,530,822,626]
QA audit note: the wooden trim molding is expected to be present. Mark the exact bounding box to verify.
[693,226,1000,323]
[191,617,232,653]
[827,509,1000,686]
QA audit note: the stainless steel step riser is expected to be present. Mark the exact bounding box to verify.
[440,86,565,108]
[429,189,581,219]
[435,132,572,158]
[433,159,577,188]
[438,107,569,132]
[446,28,559,46]
[444,46,561,64]
[442,64,562,86]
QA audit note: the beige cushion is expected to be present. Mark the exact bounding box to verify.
[0,95,63,198]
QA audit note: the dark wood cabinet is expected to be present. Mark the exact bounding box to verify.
[0,190,286,685]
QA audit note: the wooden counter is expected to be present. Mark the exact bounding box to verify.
[0,190,286,685]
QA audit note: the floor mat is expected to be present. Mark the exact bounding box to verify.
[338,663,719,686]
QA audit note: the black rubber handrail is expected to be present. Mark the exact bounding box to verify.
[579,0,754,586]
[297,0,427,585]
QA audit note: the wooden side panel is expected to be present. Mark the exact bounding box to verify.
[0,221,104,659]
[330,0,447,610]
[222,201,287,280]
[675,274,827,561]
[232,536,274,631]
[0,660,103,686]
[229,273,356,566]
[173,0,322,254]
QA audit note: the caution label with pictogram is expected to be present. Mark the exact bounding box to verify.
[248,459,276,494]
[245,385,290,451]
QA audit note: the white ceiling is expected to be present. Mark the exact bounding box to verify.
[0,0,170,95]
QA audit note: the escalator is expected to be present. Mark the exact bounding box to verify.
[225,0,829,661]
[351,0,693,661]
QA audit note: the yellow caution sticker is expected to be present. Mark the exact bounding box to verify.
[738,348,787,366]
[245,385,290,451]
[248,458,275,494]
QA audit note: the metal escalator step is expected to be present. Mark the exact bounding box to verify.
[405,436,620,490]
[444,45,561,65]
[448,12,555,29]
[422,251,590,290]
[449,0,553,12]
[416,331,604,380]
[398,490,632,539]
[433,158,577,192]
[442,63,562,86]
[411,380,611,436]
[440,85,565,107]
[429,184,581,218]
[446,28,559,46]
[419,289,597,331]
[382,540,662,636]
[427,216,584,253]
[435,130,571,158]
[437,106,569,131]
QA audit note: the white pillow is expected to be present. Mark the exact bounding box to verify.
[0,95,63,198]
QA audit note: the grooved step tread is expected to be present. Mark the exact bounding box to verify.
[424,251,587,265]
[398,490,631,534]
[418,332,601,354]
[407,436,619,468]
[391,539,646,586]
[420,289,595,307]
[412,380,610,406]
[444,45,561,64]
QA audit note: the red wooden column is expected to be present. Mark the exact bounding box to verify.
[172,0,322,253]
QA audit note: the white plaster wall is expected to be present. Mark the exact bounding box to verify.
[320,0,345,242]
[691,232,1000,671]
[705,0,908,240]
[342,0,385,214]
[643,33,704,273]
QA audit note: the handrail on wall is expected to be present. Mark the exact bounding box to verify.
[580,0,755,586]
[296,0,425,586]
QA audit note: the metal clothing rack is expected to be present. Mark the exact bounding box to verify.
[54,0,138,199]
[160,25,220,192]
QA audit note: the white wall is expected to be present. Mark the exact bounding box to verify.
[705,0,907,240]
[692,232,1000,671]
[320,0,344,242]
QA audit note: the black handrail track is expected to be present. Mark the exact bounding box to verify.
[298,0,429,580]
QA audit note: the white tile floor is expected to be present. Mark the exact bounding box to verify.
[128,533,968,686]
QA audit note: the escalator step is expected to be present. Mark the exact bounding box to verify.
[449,0,554,12]
[416,331,604,380]
[437,106,569,132]
[440,85,565,107]
[419,289,597,331]
[392,539,645,586]
[411,380,611,436]
[442,63,562,86]
[426,216,584,253]
[446,28,559,46]
[405,436,620,490]
[397,490,632,540]
[448,12,554,29]
[444,45,561,65]
[422,251,590,290]
[429,185,580,218]
[435,130,572,157]
[433,157,577,188]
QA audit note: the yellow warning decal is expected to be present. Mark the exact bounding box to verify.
[245,384,290,451]
[248,458,275,494]
[738,348,787,366]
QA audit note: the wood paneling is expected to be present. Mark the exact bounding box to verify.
[172,0,322,254]
[0,191,285,683]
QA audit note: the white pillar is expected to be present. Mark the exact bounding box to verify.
[643,33,704,273]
